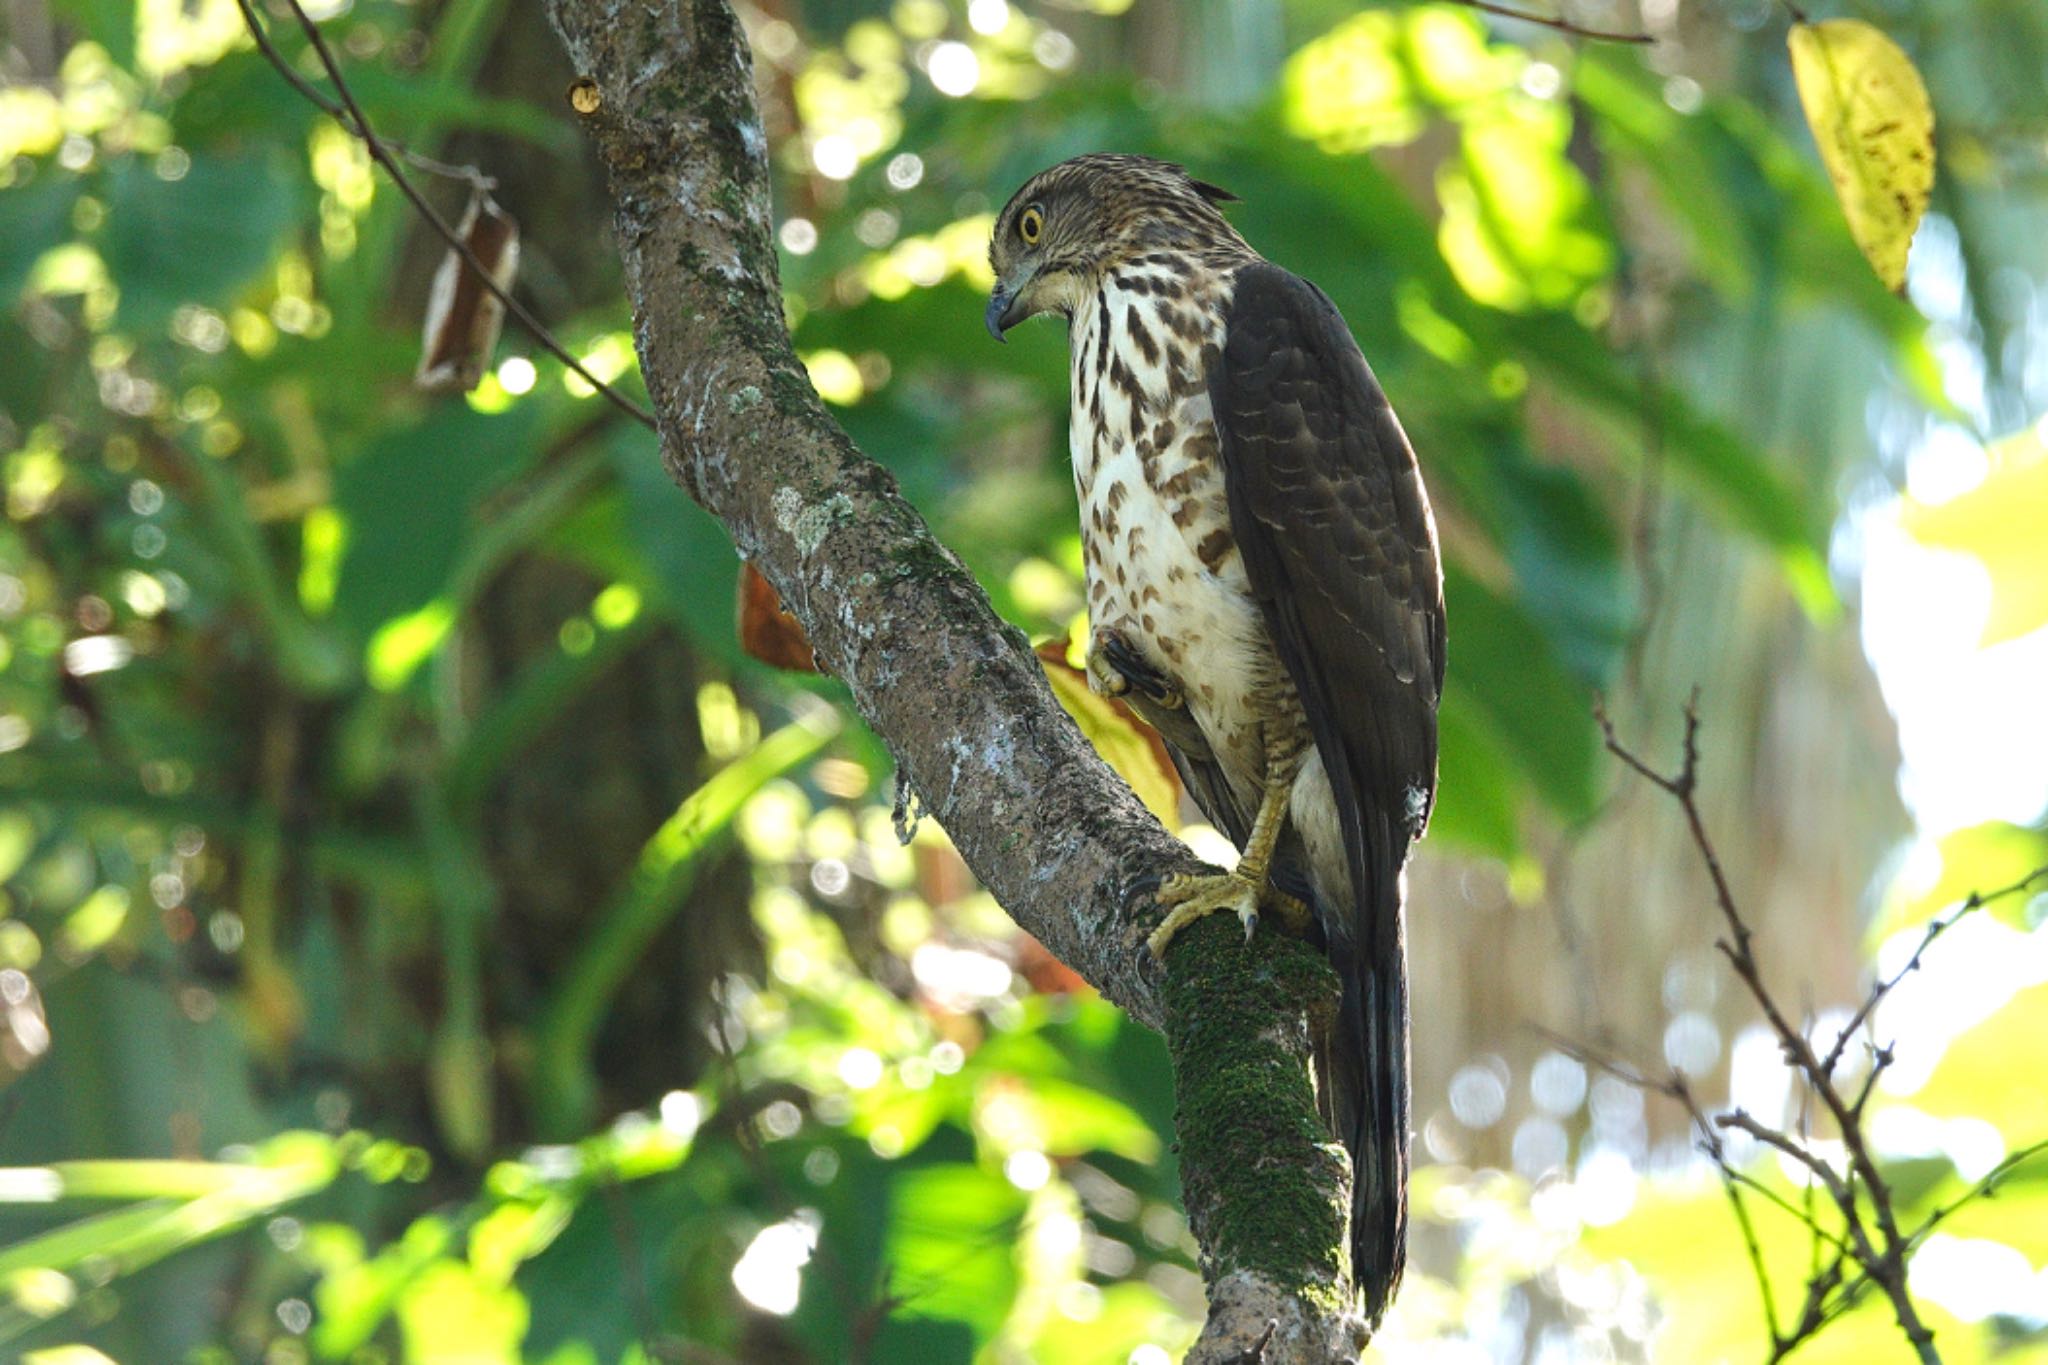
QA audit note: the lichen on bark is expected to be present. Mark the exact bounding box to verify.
[543,1,1371,1357]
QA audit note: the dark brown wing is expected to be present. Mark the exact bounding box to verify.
[1207,261,1444,1324]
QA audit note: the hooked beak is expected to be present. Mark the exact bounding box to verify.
[985,271,1033,342]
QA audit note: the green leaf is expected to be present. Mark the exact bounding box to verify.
[97,152,299,330]
[329,405,542,640]
[0,173,79,306]
[885,1164,1027,1337]
[530,711,842,1135]
[591,428,746,660]
[1428,697,1522,859]
[1495,312,1835,614]
[1441,565,1598,823]
[48,0,133,69]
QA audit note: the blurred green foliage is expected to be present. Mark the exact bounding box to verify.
[0,0,2044,1361]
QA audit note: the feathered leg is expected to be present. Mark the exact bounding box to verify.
[1147,725,1311,958]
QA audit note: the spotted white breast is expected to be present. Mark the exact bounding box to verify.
[1067,264,1275,803]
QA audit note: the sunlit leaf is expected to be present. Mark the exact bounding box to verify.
[1910,1165,2048,1264]
[365,598,456,693]
[851,1076,951,1156]
[1583,1173,1970,1363]
[1581,1178,1776,1362]
[886,1164,1027,1337]
[55,886,130,958]
[1036,643,1182,831]
[1876,821,2048,938]
[1788,19,1935,292]
[1908,980,2048,1143]
[1281,12,1426,153]
[316,1215,457,1356]
[22,1346,118,1365]
[1026,1281,1192,1364]
[0,813,35,885]
[1437,103,1611,312]
[397,1259,527,1364]
[1900,425,2048,647]
[1009,1076,1159,1163]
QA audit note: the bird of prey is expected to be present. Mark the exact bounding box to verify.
[985,154,1444,1326]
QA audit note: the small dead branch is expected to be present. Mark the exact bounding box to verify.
[1444,0,1656,43]
[1567,694,2048,1365]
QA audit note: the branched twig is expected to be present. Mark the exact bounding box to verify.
[1809,1135,2048,1338]
[1820,863,2048,1078]
[1444,0,1656,42]
[236,0,658,429]
[1580,699,2048,1365]
[1900,1135,2048,1250]
[232,0,493,187]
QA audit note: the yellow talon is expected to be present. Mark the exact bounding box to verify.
[1147,726,1313,960]
[1155,871,1294,957]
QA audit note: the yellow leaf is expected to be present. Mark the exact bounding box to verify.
[1908,979,2048,1147]
[1788,19,1935,291]
[1901,426,2048,647]
[1037,649,1181,832]
[1874,821,2048,940]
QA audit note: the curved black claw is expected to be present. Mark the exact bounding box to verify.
[1123,868,1167,911]
[1094,628,1183,710]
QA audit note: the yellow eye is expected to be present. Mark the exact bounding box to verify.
[1019,205,1044,245]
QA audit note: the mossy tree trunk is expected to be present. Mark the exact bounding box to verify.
[542,0,1368,1357]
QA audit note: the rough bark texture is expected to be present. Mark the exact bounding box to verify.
[542,2,1364,1356]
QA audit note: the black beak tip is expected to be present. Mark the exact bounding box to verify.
[985,288,1011,344]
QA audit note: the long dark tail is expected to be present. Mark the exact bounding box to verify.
[1319,857,1411,1328]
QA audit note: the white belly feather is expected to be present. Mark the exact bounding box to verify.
[1068,274,1272,801]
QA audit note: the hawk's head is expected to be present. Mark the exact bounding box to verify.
[985,154,1246,342]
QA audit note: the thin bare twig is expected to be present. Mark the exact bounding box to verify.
[1821,863,2048,1078]
[1445,0,1656,43]
[232,0,493,188]
[238,0,658,429]
[1903,1135,2048,1249]
[1578,701,2048,1364]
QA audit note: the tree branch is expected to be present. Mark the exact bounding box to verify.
[540,2,1362,1357]
[1443,0,1656,44]
[1583,701,2048,1365]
